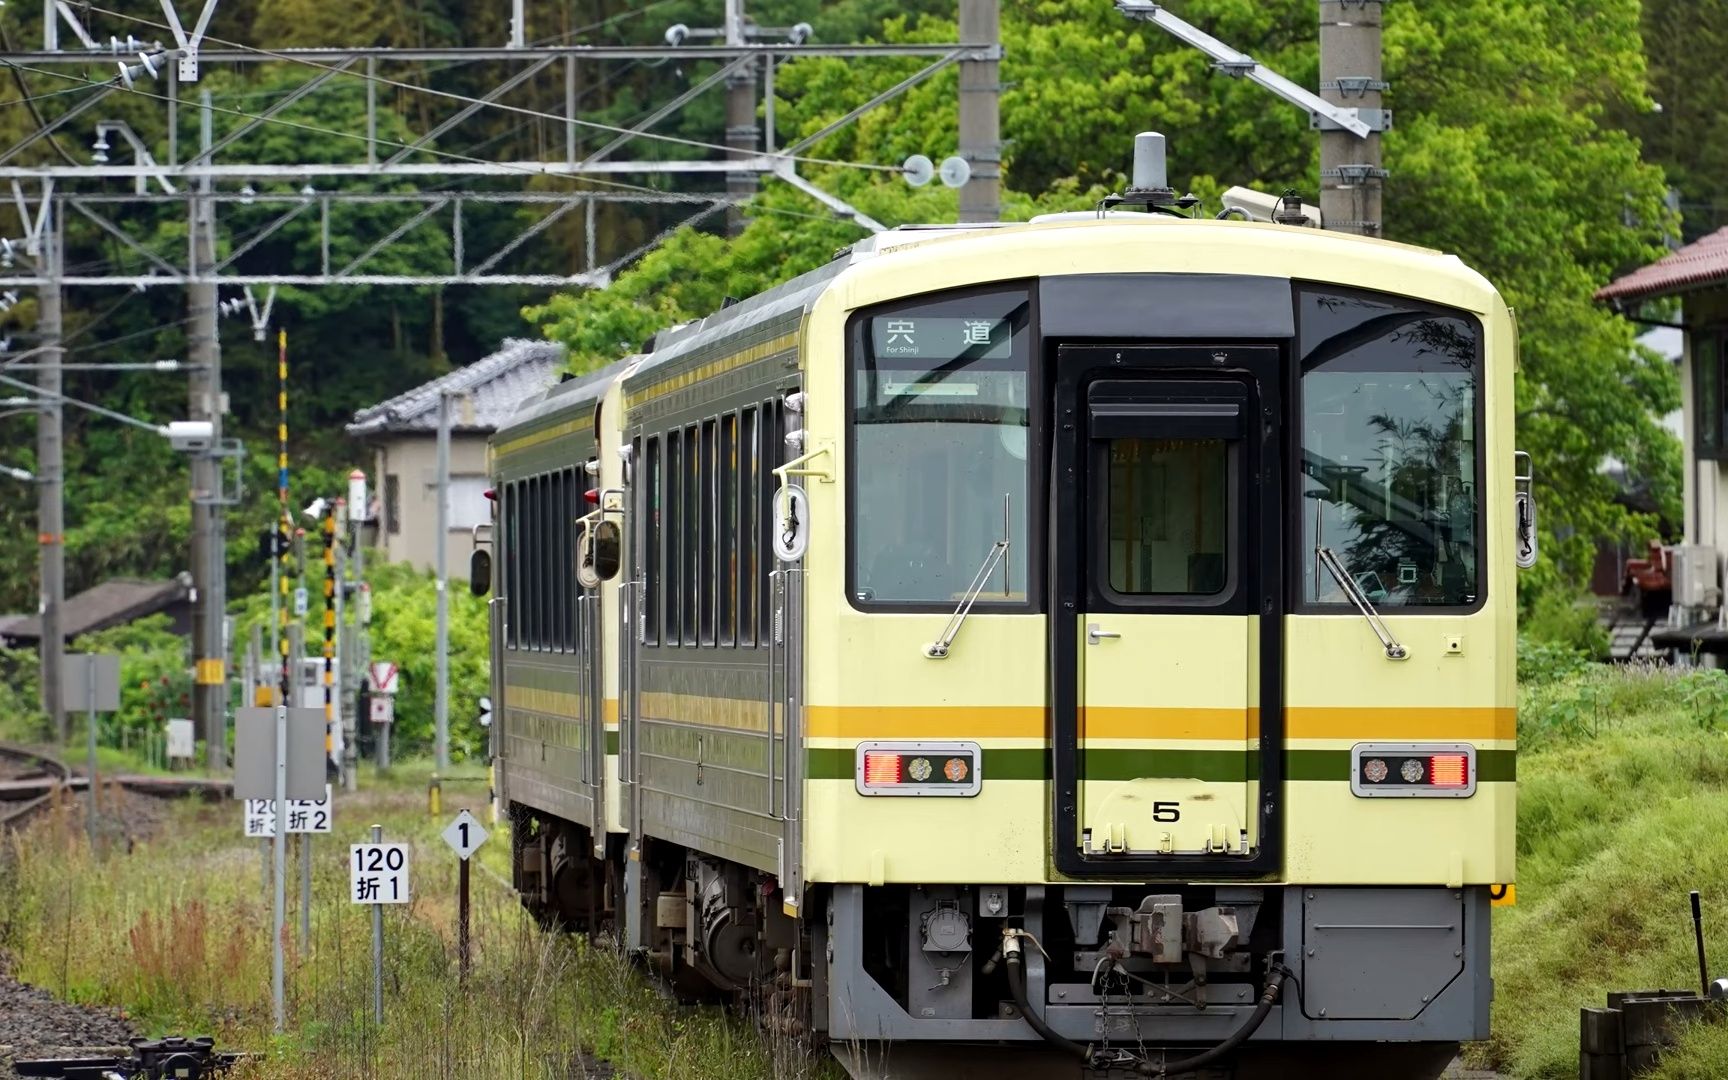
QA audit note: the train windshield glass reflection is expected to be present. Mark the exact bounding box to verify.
[851,290,1030,606]
[1298,290,1482,608]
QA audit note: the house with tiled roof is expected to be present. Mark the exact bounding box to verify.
[1597,228,1728,652]
[346,339,564,572]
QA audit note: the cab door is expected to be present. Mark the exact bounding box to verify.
[1052,345,1283,878]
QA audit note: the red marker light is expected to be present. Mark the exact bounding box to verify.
[1428,754,1469,788]
[483,488,496,501]
[585,488,600,504]
[863,751,902,785]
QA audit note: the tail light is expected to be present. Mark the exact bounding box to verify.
[1351,743,1476,798]
[855,741,982,797]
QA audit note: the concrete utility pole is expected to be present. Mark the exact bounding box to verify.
[36,216,64,745]
[723,0,758,236]
[1318,0,1385,236]
[957,0,1002,223]
[189,90,227,772]
[434,390,451,771]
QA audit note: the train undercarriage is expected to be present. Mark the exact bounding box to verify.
[508,805,1488,1080]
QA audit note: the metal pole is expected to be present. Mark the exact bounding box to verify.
[458,855,470,982]
[370,822,384,1024]
[1318,0,1384,236]
[434,391,451,770]
[957,0,1001,223]
[299,831,311,957]
[191,90,227,772]
[723,0,757,236]
[509,0,525,47]
[37,215,65,746]
[85,661,96,846]
[271,703,288,1033]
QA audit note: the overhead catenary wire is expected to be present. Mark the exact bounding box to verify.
[0,57,756,207]
[80,5,901,174]
[0,57,878,253]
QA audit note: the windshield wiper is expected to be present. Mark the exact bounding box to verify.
[1317,546,1409,661]
[924,495,1011,660]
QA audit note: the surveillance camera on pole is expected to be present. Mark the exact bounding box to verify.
[163,419,215,453]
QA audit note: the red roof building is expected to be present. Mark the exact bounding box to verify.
[1598,228,1728,655]
[1596,227,1728,307]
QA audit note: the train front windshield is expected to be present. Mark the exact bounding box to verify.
[850,289,1031,606]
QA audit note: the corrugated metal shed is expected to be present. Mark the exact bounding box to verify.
[1596,227,1728,306]
[345,338,565,437]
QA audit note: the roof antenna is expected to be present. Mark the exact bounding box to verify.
[1122,131,1176,211]
[1102,132,1197,217]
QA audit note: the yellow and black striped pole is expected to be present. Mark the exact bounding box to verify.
[277,329,293,705]
[323,504,336,760]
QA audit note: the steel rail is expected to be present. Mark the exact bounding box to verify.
[0,741,70,832]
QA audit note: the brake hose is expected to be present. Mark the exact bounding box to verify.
[1000,930,1287,1078]
[1133,963,1286,1077]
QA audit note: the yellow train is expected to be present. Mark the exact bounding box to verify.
[480,160,1518,1079]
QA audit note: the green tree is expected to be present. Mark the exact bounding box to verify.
[529,0,1677,611]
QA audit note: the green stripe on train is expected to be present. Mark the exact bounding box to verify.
[803,747,1514,783]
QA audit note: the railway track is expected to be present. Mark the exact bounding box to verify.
[0,744,71,833]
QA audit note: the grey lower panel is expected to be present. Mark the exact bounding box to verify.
[1280,886,1492,1042]
[822,884,1493,1045]
[503,764,595,832]
[636,717,784,873]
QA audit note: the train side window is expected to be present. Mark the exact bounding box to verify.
[720,413,738,646]
[760,398,781,630]
[701,417,718,646]
[643,436,660,646]
[537,472,550,650]
[518,476,531,649]
[549,469,562,652]
[504,481,518,648]
[562,467,577,652]
[666,428,683,646]
[739,408,758,646]
[684,423,700,646]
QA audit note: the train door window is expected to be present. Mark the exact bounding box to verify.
[643,436,661,646]
[666,428,683,646]
[720,413,738,646]
[701,418,718,646]
[684,424,700,646]
[739,408,758,645]
[1105,437,1231,596]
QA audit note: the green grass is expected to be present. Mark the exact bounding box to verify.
[25,663,1728,1077]
[0,764,838,1080]
[1472,662,1728,1078]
